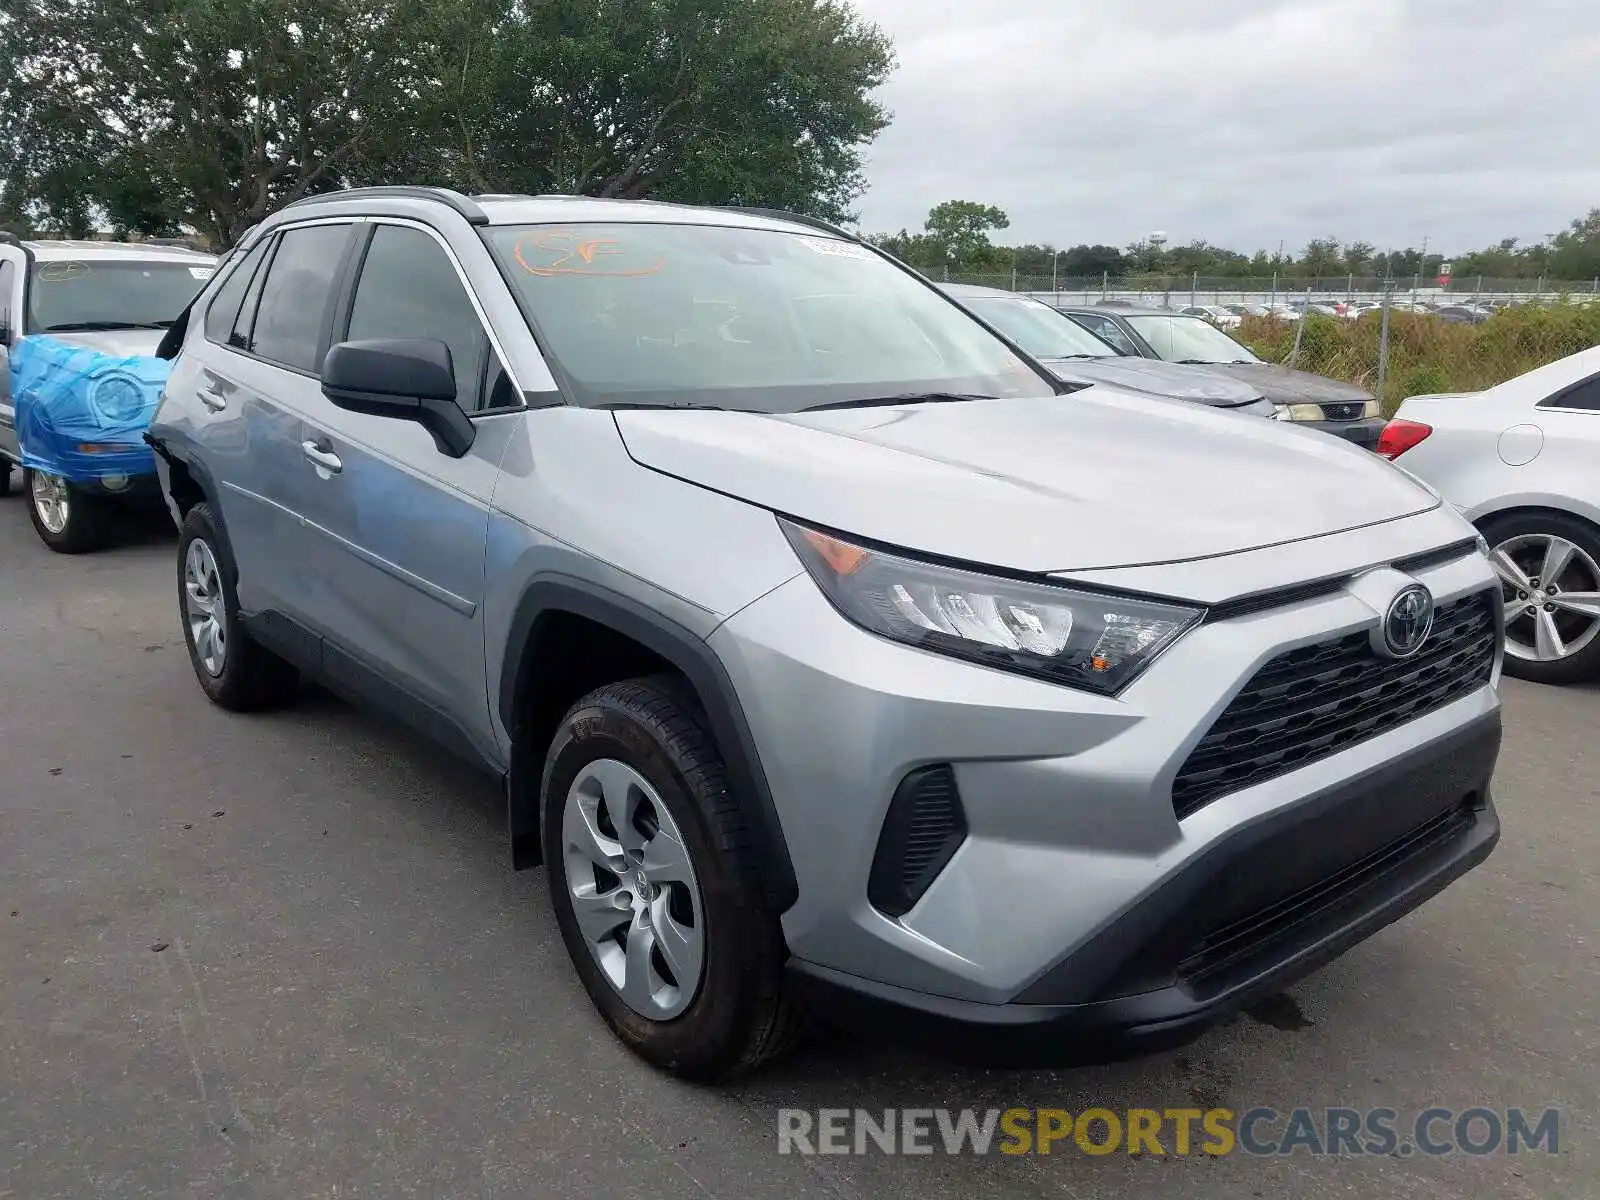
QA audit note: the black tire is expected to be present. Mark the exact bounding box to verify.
[541,675,802,1080]
[176,503,300,710]
[24,468,110,554]
[1481,510,1600,685]
[0,463,12,498]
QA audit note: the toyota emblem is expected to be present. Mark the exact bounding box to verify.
[1381,584,1435,658]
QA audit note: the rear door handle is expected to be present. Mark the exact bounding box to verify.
[199,372,229,412]
[301,440,342,474]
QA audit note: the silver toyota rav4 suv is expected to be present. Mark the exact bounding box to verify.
[148,187,1503,1080]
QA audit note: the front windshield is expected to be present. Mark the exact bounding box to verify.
[28,259,214,331]
[484,223,1054,411]
[1125,313,1261,364]
[962,295,1119,359]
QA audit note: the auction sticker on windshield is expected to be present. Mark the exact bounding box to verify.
[797,236,875,260]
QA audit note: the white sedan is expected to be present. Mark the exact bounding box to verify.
[1380,346,1600,684]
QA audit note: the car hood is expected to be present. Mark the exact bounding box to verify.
[1039,357,1270,410]
[614,390,1437,573]
[1197,362,1373,405]
[38,329,166,358]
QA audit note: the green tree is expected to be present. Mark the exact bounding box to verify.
[428,0,892,222]
[1,0,893,246]
[923,200,1010,270]
[1548,209,1600,281]
[1343,241,1375,274]
[1300,237,1343,278]
[1058,244,1125,277]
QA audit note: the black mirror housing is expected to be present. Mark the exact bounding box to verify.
[321,338,475,457]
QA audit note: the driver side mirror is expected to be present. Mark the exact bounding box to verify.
[321,338,475,458]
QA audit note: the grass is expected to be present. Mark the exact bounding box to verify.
[1236,302,1600,411]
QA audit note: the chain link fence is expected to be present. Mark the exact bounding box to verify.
[946,271,1600,411]
[946,272,1600,310]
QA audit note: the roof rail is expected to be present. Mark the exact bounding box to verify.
[715,207,858,240]
[279,186,489,226]
[0,230,22,247]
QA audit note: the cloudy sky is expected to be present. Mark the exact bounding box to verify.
[848,0,1600,257]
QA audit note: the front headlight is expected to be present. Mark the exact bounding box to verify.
[781,520,1203,696]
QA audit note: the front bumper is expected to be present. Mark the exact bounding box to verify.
[789,711,1499,1065]
[1308,414,1387,450]
[79,470,164,504]
[709,518,1501,1013]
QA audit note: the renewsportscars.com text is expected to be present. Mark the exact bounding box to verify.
[777,1106,1561,1157]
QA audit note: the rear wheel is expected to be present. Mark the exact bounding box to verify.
[541,676,801,1080]
[1482,511,1600,685]
[25,469,109,554]
[0,463,12,497]
[177,503,300,710]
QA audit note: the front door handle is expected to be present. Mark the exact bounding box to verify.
[200,391,227,412]
[301,440,343,474]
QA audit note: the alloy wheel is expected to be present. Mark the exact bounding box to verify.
[30,472,70,535]
[184,538,228,677]
[1490,534,1600,663]
[562,758,705,1020]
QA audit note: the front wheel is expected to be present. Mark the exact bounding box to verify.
[542,676,801,1080]
[25,469,109,554]
[1483,511,1600,685]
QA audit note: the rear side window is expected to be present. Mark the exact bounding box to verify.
[204,240,270,345]
[248,224,352,373]
[1540,374,1600,412]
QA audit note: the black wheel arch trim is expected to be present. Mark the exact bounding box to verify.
[145,433,240,571]
[500,575,799,910]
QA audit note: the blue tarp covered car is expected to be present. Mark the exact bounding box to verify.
[9,334,170,483]
[0,237,215,552]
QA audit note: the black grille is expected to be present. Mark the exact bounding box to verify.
[1173,591,1497,819]
[1321,401,1367,421]
[868,766,967,918]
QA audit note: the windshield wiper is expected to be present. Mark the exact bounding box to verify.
[803,391,996,412]
[1048,354,1113,361]
[41,320,170,332]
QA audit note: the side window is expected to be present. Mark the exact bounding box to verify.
[1540,374,1600,412]
[231,236,275,349]
[249,224,353,373]
[0,260,15,339]
[1077,313,1136,355]
[204,240,270,345]
[345,224,495,410]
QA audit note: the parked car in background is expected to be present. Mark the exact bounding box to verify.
[943,285,1274,417]
[1345,301,1382,320]
[1434,305,1491,326]
[1058,305,1388,449]
[1178,304,1242,330]
[1381,346,1600,684]
[150,187,1501,1079]
[0,235,216,549]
